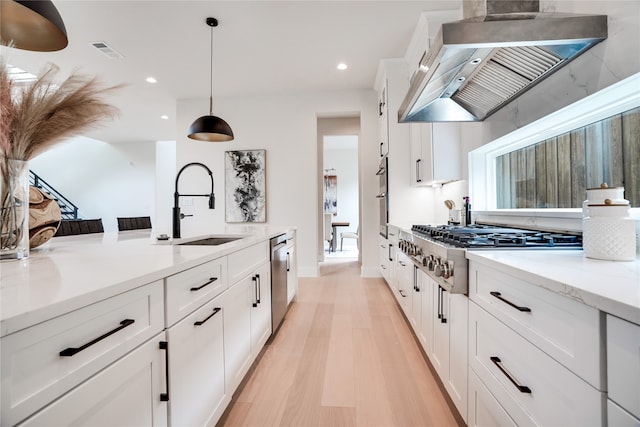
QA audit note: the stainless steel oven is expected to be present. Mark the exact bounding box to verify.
[376,156,388,238]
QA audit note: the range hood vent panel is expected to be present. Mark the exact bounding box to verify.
[398,10,607,123]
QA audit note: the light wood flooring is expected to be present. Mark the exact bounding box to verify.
[218,260,461,427]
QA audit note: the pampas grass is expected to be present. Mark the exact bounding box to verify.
[1,56,121,254]
[0,58,121,161]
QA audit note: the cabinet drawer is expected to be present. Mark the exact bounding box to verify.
[165,257,228,326]
[607,315,640,419]
[469,261,601,388]
[468,369,517,427]
[1,281,164,426]
[19,332,167,427]
[228,241,269,284]
[469,302,603,426]
[608,399,640,427]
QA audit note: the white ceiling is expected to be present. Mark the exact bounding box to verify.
[2,0,461,143]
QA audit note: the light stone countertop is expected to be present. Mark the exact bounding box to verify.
[466,250,640,325]
[0,225,293,337]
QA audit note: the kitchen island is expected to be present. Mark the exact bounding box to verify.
[0,225,296,427]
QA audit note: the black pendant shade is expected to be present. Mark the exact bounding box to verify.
[187,17,234,142]
[0,0,68,52]
[188,114,234,142]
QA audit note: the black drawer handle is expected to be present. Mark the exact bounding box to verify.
[490,291,531,312]
[190,277,218,292]
[194,307,221,326]
[490,356,532,393]
[60,319,135,357]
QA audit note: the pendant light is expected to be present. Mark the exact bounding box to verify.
[0,0,68,52]
[187,17,234,142]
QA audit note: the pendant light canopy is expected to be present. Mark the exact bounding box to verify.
[188,17,234,142]
[0,0,68,52]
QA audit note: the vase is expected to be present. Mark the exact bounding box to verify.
[1,158,30,260]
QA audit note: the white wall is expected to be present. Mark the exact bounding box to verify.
[163,89,379,277]
[29,137,155,232]
[323,135,359,237]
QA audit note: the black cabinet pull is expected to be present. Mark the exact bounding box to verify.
[490,291,531,312]
[193,307,221,326]
[159,341,169,401]
[59,319,135,357]
[286,252,291,272]
[251,274,261,307]
[439,286,447,323]
[490,356,532,393]
[399,290,407,298]
[416,159,422,183]
[190,277,218,292]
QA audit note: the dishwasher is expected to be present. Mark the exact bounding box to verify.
[270,234,288,335]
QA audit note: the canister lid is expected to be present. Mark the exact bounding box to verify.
[586,183,624,191]
[587,198,630,207]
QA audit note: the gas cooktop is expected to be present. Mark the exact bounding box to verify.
[411,224,582,249]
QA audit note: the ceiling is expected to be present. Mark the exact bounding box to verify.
[2,0,462,144]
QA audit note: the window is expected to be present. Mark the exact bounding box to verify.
[495,107,639,209]
[469,73,640,231]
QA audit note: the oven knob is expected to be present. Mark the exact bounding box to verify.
[435,261,444,277]
[426,255,436,271]
[441,262,453,279]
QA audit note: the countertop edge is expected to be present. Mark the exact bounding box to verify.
[0,227,294,337]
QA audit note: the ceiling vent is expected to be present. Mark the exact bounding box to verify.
[90,41,124,59]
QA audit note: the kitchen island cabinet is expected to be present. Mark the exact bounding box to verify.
[466,250,640,427]
[0,226,295,427]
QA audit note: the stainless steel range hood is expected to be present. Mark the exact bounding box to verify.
[398,1,607,123]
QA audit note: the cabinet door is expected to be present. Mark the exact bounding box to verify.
[410,122,461,185]
[222,276,253,393]
[468,370,517,427]
[20,334,167,427]
[431,284,450,381]
[251,262,272,352]
[607,315,640,419]
[418,271,434,354]
[395,252,413,316]
[447,293,468,423]
[378,81,389,158]
[410,265,422,331]
[379,236,390,282]
[166,295,226,427]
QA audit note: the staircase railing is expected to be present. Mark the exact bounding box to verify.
[29,171,79,220]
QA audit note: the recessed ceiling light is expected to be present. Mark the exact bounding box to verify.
[337,63,348,70]
[146,77,157,83]
[160,115,169,120]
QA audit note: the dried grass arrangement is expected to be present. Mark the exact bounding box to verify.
[1,56,121,255]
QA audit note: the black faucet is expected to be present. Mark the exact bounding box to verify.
[173,162,215,239]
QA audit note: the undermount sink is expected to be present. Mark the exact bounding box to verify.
[178,236,244,246]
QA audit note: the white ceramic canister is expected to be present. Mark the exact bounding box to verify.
[582,183,625,217]
[583,198,636,261]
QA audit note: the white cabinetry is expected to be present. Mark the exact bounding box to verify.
[410,122,461,185]
[19,333,167,427]
[386,250,467,422]
[251,262,272,351]
[1,281,165,427]
[395,251,413,316]
[607,315,640,425]
[166,294,226,427]
[379,235,391,282]
[468,260,603,426]
[378,81,389,158]
[222,241,271,393]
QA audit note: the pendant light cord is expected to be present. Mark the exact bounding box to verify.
[209,22,214,115]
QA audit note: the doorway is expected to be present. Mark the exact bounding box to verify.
[323,135,359,261]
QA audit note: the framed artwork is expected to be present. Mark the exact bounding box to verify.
[225,150,266,223]
[323,175,337,215]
